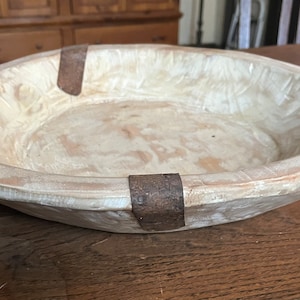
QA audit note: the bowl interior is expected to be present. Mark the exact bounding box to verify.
[0,45,299,177]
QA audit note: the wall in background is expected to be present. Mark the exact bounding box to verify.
[179,0,226,46]
[178,0,198,45]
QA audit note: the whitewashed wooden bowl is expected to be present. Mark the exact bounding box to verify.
[0,44,299,233]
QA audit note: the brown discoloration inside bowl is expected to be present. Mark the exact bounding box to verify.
[197,157,225,173]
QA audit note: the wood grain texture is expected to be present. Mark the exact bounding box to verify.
[0,45,300,299]
[0,202,300,300]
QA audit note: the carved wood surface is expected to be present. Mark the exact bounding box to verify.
[0,45,300,299]
[0,44,300,233]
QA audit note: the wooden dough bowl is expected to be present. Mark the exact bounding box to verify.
[0,44,299,233]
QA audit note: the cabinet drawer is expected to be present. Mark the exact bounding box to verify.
[0,30,62,62]
[126,0,178,11]
[0,0,58,17]
[74,22,178,45]
[71,0,123,14]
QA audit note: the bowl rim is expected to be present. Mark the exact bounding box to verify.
[1,44,300,213]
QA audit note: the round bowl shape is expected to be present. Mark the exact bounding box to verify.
[0,44,299,233]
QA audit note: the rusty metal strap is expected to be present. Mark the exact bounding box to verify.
[129,173,185,232]
[57,44,88,96]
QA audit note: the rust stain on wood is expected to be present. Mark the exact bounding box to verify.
[129,173,185,231]
[57,44,88,96]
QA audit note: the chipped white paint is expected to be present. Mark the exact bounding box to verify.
[0,45,299,233]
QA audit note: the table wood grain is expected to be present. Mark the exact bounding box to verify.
[1,44,300,300]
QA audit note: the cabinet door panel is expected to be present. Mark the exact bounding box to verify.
[0,0,58,17]
[0,30,62,62]
[71,0,123,14]
[74,22,178,45]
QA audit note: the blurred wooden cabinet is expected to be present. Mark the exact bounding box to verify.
[0,0,180,62]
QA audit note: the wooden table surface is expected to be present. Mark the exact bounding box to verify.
[1,45,300,300]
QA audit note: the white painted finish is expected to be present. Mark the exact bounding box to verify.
[0,45,300,233]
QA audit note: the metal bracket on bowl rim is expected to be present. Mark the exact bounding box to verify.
[57,44,88,96]
[129,173,185,232]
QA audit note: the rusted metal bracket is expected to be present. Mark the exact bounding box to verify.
[57,44,88,96]
[129,173,185,231]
